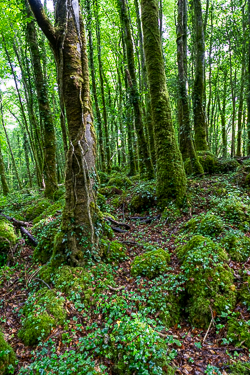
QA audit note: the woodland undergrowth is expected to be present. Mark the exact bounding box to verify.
[1,169,250,374]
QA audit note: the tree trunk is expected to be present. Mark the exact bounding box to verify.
[0,143,9,196]
[177,0,203,175]
[248,0,250,155]
[142,0,187,205]
[118,0,154,179]
[26,2,58,198]
[192,0,208,151]
[85,0,105,171]
[28,0,98,266]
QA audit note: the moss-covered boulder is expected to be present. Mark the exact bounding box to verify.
[107,175,133,189]
[228,361,250,374]
[53,266,91,294]
[211,196,250,228]
[99,186,124,197]
[0,218,17,266]
[32,216,61,264]
[177,235,236,327]
[185,152,219,175]
[33,200,64,225]
[107,316,175,374]
[101,239,127,264]
[227,314,250,348]
[217,158,240,173]
[220,230,250,262]
[0,330,17,374]
[24,198,50,221]
[18,288,66,346]
[131,249,170,279]
[184,211,224,238]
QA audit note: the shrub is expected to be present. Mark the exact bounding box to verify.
[177,235,236,327]
[131,249,170,279]
[0,330,17,374]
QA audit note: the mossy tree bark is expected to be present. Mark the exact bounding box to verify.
[0,143,9,196]
[26,2,58,198]
[192,0,208,151]
[118,0,154,179]
[28,0,99,266]
[141,0,187,205]
[248,0,250,155]
[85,0,106,171]
[177,0,203,175]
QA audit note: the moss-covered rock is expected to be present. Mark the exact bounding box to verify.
[184,211,225,238]
[131,249,170,279]
[24,198,51,221]
[197,151,218,174]
[53,266,91,294]
[101,239,127,264]
[108,175,133,189]
[33,200,64,225]
[32,216,61,264]
[18,288,66,346]
[161,203,181,224]
[211,196,250,228]
[0,218,17,266]
[107,316,175,374]
[227,314,250,348]
[0,330,17,374]
[99,186,124,197]
[228,361,250,374]
[220,230,250,262]
[177,235,236,327]
[217,158,240,173]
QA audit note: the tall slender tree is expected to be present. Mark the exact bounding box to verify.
[141,0,187,205]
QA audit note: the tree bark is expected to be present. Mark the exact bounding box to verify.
[192,0,208,151]
[28,0,98,266]
[118,0,154,179]
[26,2,58,198]
[142,0,187,205]
[177,0,203,175]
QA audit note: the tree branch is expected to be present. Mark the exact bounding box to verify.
[27,0,57,50]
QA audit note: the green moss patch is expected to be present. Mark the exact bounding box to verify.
[108,175,133,188]
[227,314,250,348]
[18,288,66,346]
[33,200,64,225]
[184,211,225,238]
[131,249,170,279]
[107,316,175,374]
[99,186,124,197]
[53,266,91,294]
[0,218,17,267]
[0,330,17,374]
[24,198,51,221]
[211,195,250,228]
[220,230,250,262]
[101,239,127,264]
[228,361,250,374]
[177,235,236,327]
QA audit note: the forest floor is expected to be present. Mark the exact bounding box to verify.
[1,172,250,374]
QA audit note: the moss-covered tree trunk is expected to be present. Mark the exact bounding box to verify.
[248,0,250,155]
[177,0,203,175]
[0,144,9,196]
[192,0,208,151]
[141,0,187,205]
[28,0,98,266]
[118,0,154,179]
[85,0,106,171]
[26,3,58,198]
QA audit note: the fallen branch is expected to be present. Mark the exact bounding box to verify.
[0,212,30,227]
[111,226,127,233]
[20,226,38,247]
[105,216,130,230]
[107,285,125,291]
